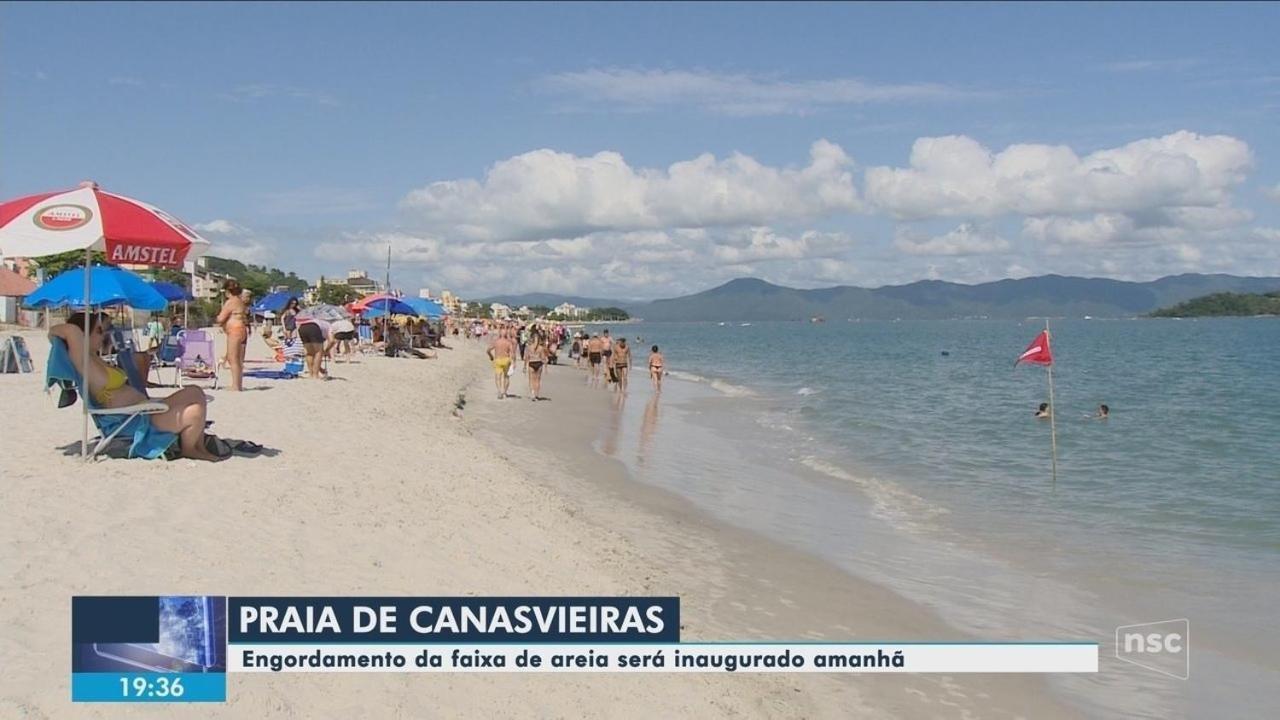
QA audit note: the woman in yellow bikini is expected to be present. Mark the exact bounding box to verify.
[216,279,249,391]
[49,312,220,461]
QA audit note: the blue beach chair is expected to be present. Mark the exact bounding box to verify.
[46,339,177,460]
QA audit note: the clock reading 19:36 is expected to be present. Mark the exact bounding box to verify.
[120,676,185,698]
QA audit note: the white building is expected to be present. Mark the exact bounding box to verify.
[490,302,511,319]
[553,302,581,318]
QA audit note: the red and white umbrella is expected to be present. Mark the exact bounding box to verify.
[0,181,210,267]
[0,181,212,460]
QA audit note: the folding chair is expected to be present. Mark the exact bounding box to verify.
[45,339,177,460]
[151,327,184,386]
[177,330,219,389]
[357,324,375,355]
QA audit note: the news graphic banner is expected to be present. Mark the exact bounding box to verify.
[71,595,1098,702]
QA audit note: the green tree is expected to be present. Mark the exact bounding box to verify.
[1150,291,1280,317]
[31,250,108,276]
[316,283,361,306]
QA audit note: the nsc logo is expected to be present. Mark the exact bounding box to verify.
[1115,619,1188,679]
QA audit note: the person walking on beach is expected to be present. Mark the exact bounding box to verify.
[648,345,664,392]
[489,328,516,399]
[215,278,249,391]
[601,329,613,377]
[611,338,631,393]
[526,329,549,401]
[586,333,604,383]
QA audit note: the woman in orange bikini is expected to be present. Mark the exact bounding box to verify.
[216,278,249,391]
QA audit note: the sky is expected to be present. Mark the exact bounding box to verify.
[3,1,1280,300]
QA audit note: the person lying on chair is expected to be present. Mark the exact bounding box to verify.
[50,312,222,461]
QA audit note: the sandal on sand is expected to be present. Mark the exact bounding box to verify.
[204,435,233,460]
[231,440,263,456]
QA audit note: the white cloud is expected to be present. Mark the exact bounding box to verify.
[401,140,861,241]
[536,68,988,116]
[209,237,274,265]
[893,223,1010,256]
[865,131,1252,220]
[1263,183,1280,202]
[194,219,248,235]
[1022,214,1135,246]
[711,227,851,263]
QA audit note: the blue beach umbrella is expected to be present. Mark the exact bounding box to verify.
[24,265,168,311]
[403,297,447,318]
[361,297,417,318]
[149,280,194,303]
[252,290,299,314]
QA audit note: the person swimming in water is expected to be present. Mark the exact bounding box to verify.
[1096,403,1109,419]
[1035,402,1051,419]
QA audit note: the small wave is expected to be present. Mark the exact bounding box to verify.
[796,387,818,396]
[799,456,950,533]
[666,370,756,397]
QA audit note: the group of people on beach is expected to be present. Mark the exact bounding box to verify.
[485,320,666,401]
[214,279,447,389]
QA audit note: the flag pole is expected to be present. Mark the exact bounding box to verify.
[1046,318,1058,489]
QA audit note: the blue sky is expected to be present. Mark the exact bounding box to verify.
[4,2,1279,298]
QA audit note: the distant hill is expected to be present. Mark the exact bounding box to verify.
[1149,291,1280,318]
[636,274,1280,321]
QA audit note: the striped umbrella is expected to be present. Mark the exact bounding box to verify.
[0,181,212,459]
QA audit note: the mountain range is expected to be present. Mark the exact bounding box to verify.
[492,274,1280,321]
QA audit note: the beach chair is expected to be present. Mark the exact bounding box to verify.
[45,339,177,460]
[150,327,184,386]
[108,331,151,395]
[357,324,375,355]
[177,330,219,389]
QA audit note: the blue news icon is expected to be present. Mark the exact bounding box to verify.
[72,595,227,702]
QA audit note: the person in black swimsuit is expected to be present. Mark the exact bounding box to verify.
[526,329,549,401]
[297,318,327,379]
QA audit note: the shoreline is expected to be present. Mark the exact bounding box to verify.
[0,329,1067,718]
[464,346,1079,718]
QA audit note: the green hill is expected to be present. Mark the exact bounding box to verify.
[1148,291,1280,318]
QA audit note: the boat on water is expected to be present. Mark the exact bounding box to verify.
[810,316,825,323]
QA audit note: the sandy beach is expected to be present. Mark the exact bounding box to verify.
[2,328,1074,718]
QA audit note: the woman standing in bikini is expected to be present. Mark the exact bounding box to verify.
[216,279,249,391]
[526,329,549,401]
[648,345,664,392]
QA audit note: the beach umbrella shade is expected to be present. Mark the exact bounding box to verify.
[25,265,169,310]
[300,303,351,322]
[251,290,299,314]
[149,280,194,303]
[359,296,417,316]
[403,297,447,318]
[0,181,211,458]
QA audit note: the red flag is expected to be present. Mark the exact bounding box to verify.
[1016,330,1053,366]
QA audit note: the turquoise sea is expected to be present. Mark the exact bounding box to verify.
[592,318,1280,718]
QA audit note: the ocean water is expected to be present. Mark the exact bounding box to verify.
[592,318,1280,718]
